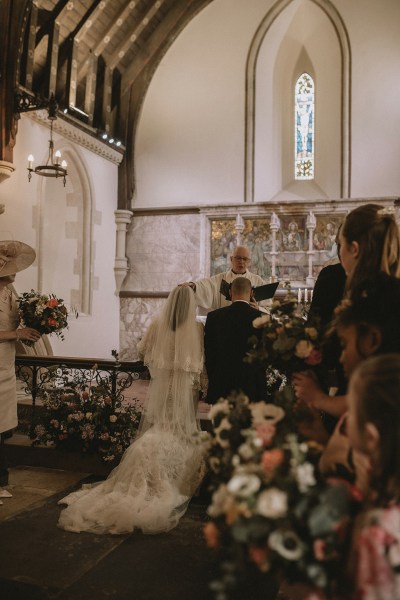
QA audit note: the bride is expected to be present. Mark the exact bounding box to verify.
[58,286,207,535]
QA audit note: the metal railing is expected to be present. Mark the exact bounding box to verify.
[15,355,150,434]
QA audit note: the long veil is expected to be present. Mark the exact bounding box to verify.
[57,286,206,535]
[136,285,204,438]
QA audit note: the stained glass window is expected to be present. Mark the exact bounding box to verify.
[295,73,314,179]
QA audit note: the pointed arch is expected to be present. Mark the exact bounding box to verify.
[244,0,351,202]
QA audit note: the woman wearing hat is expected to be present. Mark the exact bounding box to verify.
[0,241,41,492]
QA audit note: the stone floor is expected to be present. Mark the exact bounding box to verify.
[0,465,217,600]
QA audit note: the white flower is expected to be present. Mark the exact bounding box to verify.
[238,443,255,461]
[250,402,285,425]
[294,339,313,359]
[253,314,270,329]
[256,488,288,518]
[109,415,117,423]
[269,530,305,560]
[208,399,231,421]
[85,412,93,420]
[227,474,261,498]
[295,462,316,493]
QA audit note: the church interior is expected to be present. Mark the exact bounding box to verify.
[1,0,400,598]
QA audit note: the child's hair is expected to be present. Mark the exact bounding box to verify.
[333,273,400,357]
[351,354,400,504]
[342,203,400,293]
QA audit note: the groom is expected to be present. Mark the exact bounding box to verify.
[204,277,266,404]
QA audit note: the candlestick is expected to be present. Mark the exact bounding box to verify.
[304,288,308,303]
[297,289,302,303]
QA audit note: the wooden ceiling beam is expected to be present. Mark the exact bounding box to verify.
[92,0,139,58]
[35,0,69,45]
[108,0,166,71]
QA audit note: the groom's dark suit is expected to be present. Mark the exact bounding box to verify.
[204,301,266,404]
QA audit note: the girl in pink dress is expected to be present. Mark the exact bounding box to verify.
[347,354,400,600]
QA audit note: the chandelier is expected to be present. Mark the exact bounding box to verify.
[27,94,67,186]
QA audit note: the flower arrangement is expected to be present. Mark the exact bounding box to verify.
[18,290,77,344]
[31,359,141,462]
[204,395,362,599]
[250,299,323,378]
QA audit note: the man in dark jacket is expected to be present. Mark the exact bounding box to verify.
[204,276,266,404]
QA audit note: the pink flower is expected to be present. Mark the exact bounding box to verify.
[255,422,276,447]
[305,349,323,366]
[248,545,269,571]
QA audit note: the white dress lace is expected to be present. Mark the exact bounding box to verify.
[58,287,207,535]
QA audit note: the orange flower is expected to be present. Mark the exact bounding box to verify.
[261,448,285,475]
[47,298,59,308]
[203,521,220,548]
[47,317,58,327]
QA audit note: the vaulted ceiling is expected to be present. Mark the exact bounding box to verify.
[10,0,213,205]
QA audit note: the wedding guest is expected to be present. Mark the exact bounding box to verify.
[180,245,267,311]
[293,203,400,420]
[346,354,400,600]
[318,273,400,493]
[0,240,41,493]
[204,277,266,404]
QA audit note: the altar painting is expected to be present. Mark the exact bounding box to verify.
[210,214,344,282]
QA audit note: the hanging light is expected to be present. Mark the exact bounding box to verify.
[26,94,68,186]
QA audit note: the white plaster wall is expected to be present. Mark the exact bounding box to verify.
[135,0,400,207]
[334,0,400,197]
[135,0,273,207]
[0,115,120,359]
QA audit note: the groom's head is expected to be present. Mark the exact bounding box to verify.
[230,277,252,302]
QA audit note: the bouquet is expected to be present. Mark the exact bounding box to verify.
[31,362,141,462]
[204,396,362,599]
[250,299,323,378]
[18,290,77,345]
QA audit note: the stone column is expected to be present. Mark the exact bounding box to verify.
[114,209,133,293]
[269,212,280,281]
[306,211,317,286]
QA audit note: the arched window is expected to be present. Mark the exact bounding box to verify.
[295,73,314,180]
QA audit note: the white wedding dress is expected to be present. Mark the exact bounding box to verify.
[58,287,207,535]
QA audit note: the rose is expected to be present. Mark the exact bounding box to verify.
[46,298,59,308]
[47,317,58,327]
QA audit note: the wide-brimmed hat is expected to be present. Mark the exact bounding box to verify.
[0,240,36,277]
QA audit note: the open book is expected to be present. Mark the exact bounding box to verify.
[219,279,279,302]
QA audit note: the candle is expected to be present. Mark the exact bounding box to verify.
[310,289,313,302]
[55,150,61,165]
[297,289,302,303]
[28,154,34,169]
[304,288,308,303]
[61,160,68,169]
